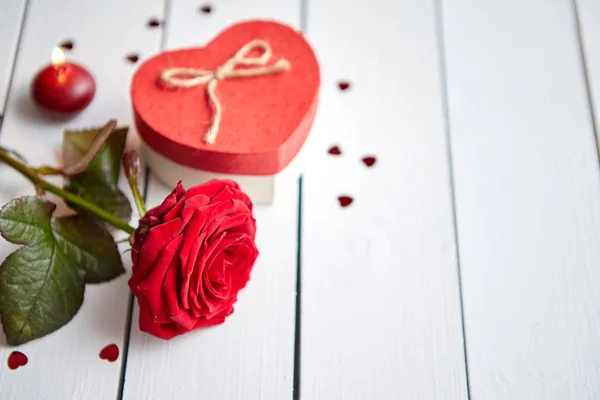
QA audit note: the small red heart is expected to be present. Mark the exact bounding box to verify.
[338,81,350,91]
[99,344,119,362]
[7,351,28,370]
[200,5,212,13]
[126,54,140,63]
[328,146,341,155]
[362,156,376,167]
[148,18,162,28]
[338,196,353,207]
[60,40,74,50]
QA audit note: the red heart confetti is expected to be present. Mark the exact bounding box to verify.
[200,4,212,13]
[99,344,119,362]
[338,81,350,91]
[60,40,74,50]
[126,54,140,63]
[328,146,342,155]
[362,156,376,167]
[7,351,28,370]
[148,18,162,28]
[338,196,353,207]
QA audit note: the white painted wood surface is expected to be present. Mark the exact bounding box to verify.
[0,0,163,398]
[122,2,301,399]
[440,0,600,399]
[300,1,468,399]
[0,0,26,112]
[576,0,600,147]
[2,0,600,399]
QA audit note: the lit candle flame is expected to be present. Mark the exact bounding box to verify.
[51,47,65,66]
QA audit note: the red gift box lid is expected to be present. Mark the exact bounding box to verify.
[131,19,320,176]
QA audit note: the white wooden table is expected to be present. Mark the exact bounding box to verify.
[1,0,600,399]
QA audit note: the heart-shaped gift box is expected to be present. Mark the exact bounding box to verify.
[131,20,320,204]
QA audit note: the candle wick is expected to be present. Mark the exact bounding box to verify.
[54,65,66,77]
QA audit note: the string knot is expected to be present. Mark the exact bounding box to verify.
[159,39,291,144]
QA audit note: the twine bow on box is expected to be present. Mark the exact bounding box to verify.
[159,40,291,144]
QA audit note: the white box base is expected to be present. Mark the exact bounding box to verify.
[142,144,276,205]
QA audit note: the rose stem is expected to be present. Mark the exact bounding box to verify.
[32,166,64,176]
[129,179,147,216]
[0,147,135,234]
[122,150,147,216]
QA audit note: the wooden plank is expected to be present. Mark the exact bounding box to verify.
[440,0,600,398]
[0,0,27,112]
[0,0,164,398]
[300,1,468,398]
[122,2,301,399]
[576,0,600,148]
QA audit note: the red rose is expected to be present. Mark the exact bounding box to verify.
[128,179,258,340]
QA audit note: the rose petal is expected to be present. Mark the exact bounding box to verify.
[163,192,211,224]
[201,200,254,242]
[228,235,258,290]
[196,234,253,318]
[211,185,253,210]
[199,202,233,239]
[170,309,198,330]
[189,239,211,314]
[161,197,186,222]
[210,211,256,240]
[190,234,229,317]
[164,265,200,331]
[179,207,210,268]
[183,180,253,211]
[220,237,257,296]
[210,304,236,323]
[137,294,181,340]
[190,231,257,311]
[180,233,206,310]
[136,235,183,323]
[163,253,184,320]
[183,179,235,200]
[180,194,211,225]
[139,219,184,265]
[204,252,231,300]
[130,216,162,268]
[146,181,185,219]
[207,252,226,285]
[130,218,184,287]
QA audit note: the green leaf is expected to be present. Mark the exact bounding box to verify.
[63,125,128,185]
[51,215,125,284]
[63,126,132,223]
[66,172,132,223]
[0,196,124,346]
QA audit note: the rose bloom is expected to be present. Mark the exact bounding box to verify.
[128,179,258,340]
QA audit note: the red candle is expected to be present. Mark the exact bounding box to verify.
[31,47,95,114]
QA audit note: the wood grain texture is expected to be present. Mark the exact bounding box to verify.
[440,0,600,398]
[0,0,26,112]
[300,0,468,398]
[0,0,163,398]
[576,0,600,147]
[121,1,301,399]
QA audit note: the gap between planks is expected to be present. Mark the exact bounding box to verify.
[0,0,29,127]
[432,0,472,398]
[570,0,600,166]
